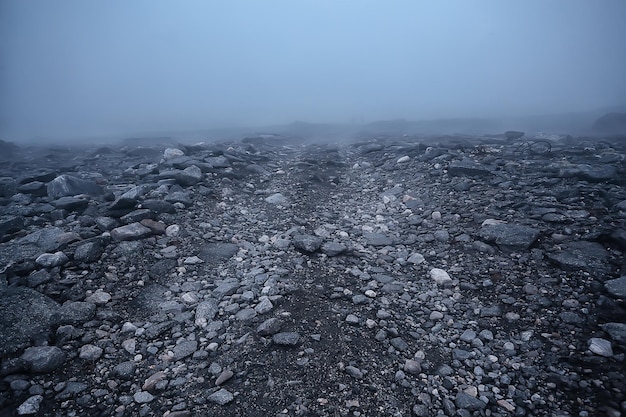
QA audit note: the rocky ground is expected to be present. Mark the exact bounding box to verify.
[0,133,625,417]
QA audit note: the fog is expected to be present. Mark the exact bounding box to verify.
[1,0,625,140]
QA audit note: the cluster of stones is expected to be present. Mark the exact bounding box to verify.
[0,133,624,416]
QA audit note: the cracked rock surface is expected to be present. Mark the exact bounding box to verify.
[1,133,625,416]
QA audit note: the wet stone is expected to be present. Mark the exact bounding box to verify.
[605,276,626,299]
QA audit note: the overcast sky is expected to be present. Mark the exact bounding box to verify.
[1,0,625,140]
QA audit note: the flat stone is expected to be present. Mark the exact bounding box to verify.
[601,323,626,345]
[197,243,238,264]
[133,391,155,404]
[272,332,300,346]
[235,308,257,321]
[207,388,234,405]
[477,223,540,251]
[321,241,347,256]
[111,222,153,241]
[455,392,487,411]
[547,241,610,275]
[589,337,613,357]
[605,276,626,298]
[448,160,493,177]
[390,337,409,351]
[51,196,89,210]
[0,287,59,355]
[47,175,103,198]
[52,301,96,326]
[363,232,393,246]
[172,340,197,361]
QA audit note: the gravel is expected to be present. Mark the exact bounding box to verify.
[0,133,624,416]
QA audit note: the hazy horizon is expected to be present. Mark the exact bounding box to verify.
[1,1,626,140]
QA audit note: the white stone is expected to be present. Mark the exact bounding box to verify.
[164,148,184,160]
[589,338,613,357]
[430,268,452,286]
[165,224,181,237]
[397,155,410,163]
[407,253,425,264]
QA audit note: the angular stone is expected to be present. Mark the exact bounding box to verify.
[47,175,103,198]
[51,196,89,211]
[448,160,493,177]
[172,340,197,361]
[175,165,203,186]
[547,241,610,275]
[272,332,300,346]
[363,232,393,246]
[477,223,540,251]
[112,361,136,380]
[16,395,43,415]
[73,241,104,263]
[455,392,486,411]
[21,346,65,373]
[321,241,347,256]
[198,243,238,264]
[256,318,283,336]
[52,301,96,326]
[110,223,152,241]
[207,388,234,405]
[195,299,219,327]
[254,297,274,314]
[605,276,626,298]
[133,391,155,404]
[589,337,613,357]
[79,344,103,360]
[293,234,323,253]
[601,323,626,345]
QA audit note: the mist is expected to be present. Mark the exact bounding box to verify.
[1,0,625,141]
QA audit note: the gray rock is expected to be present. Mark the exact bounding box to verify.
[272,332,301,346]
[21,346,65,373]
[215,369,234,386]
[605,276,626,298]
[254,297,274,314]
[455,392,486,411]
[213,280,240,300]
[293,234,323,253]
[447,160,493,177]
[363,232,393,246]
[27,269,52,287]
[166,191,192,206]
[345,365,363,379]
[73,241,104,263]
[133,391,155,404]
[0,216,24,237]
[390,337,409,351]
[17,395,43,415]
[480,305,502,317]
[257,318,283,336]
[47,174,103,198]
[173,340,198,361]
[601,323,626,345]
[207,388,234,405]
[547,241,610,274]
[52,301,96,326]
[589,337,613,357]
[175,165,203,186]
[110,223,153,241]
[197,243,238,264]
[79,344,103,360]
[195,299,219,326]
[0,287,59,355]
[235,308,257,321]
[51,196,89,211]
[430,268,452,286]
[321,241,347,256]
[477,223,540,251]
[35,251,69,268]
[265,193,288,205]
[112,361,136,380]
[559,164,617,182]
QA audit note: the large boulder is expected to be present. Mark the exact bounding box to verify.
[47,175,103,199]
[0,287,60,355]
